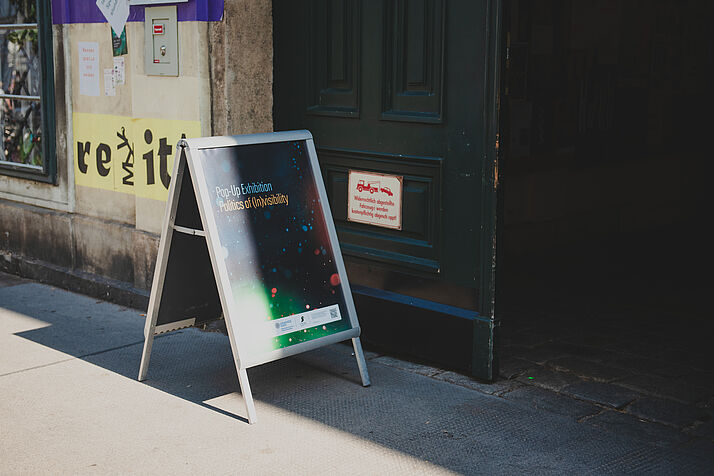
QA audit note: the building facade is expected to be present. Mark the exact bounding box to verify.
[0,0,503,380]
[1,0,275,302]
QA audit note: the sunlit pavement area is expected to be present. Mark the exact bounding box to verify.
[1,269,713,474]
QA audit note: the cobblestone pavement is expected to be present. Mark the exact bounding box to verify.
[493,226,713,453]
[494,310,714,445]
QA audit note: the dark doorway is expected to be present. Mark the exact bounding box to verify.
[499,0,713,387]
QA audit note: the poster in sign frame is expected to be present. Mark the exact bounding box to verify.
[138,130,370,424]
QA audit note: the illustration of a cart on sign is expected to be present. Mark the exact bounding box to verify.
[380,186,393,196]
[356,179,380,193]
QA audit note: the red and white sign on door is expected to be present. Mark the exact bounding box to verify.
[153,24,164,35]
[347,170,402,230]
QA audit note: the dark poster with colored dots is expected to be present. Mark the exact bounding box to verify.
[195,139,355,357]
[139,131,368,423]
[183,131,361,367]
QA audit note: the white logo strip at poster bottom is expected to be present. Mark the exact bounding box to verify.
[269,304,342,337]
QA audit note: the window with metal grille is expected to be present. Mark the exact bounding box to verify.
[0,0,55,182]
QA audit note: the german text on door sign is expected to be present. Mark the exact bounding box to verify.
[348,170,403,230]
[153,24,164,35]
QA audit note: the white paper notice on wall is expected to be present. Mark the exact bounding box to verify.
[96,0,130,36]
[104,68,116,96]
[78,42,100,97]
[113,57,125,85]
[347,170,403,230]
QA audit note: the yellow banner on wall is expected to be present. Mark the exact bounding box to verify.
[73,113,202,201]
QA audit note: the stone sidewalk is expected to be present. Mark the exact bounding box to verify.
[1,272,713,474]
[494,310,714,444]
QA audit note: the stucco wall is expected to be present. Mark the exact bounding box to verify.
[70,19,210,234]
[1,1,274,301]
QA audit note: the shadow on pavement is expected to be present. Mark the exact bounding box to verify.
[3,281,714,474]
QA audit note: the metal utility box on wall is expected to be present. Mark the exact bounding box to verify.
[144,6,178,76]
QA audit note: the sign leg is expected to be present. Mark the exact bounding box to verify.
[138,332,155,381]
[351,337,371,387]
[237,368,258,424]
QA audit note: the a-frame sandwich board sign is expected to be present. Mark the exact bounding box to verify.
[138,130,370,424]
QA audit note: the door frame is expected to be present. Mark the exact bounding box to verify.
[474,0,503,380]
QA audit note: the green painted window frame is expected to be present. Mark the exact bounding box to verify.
[0,0,56,183]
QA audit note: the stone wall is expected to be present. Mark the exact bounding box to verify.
[209,0,273,136]
[0,1,274,306]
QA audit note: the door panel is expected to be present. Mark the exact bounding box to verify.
[382,0,445,122]
[321,147,442,273]
[307,0,361,117]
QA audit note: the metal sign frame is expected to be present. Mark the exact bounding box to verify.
[138,130,370,424]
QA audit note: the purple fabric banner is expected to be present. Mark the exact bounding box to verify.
[52,0,224,24]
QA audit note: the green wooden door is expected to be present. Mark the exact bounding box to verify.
[274,0,500,379]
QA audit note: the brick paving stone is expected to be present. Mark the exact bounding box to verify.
[561,381,639,409]
[363,350,382,360]
[691,419,714,439]
[651,364,693,379]
[675,437,714,455]
[605,353,669,376]
[503,385,600,420]
[547,356,632,382]
[676,372,714,395]
[585,410,689,448]
[515,365,582,392]
[606,339,667,360]
[498,357,534,380]
[625,397,709,429]
[613,374,711,405]
[697,395,714,417]
[433,371,524,396]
